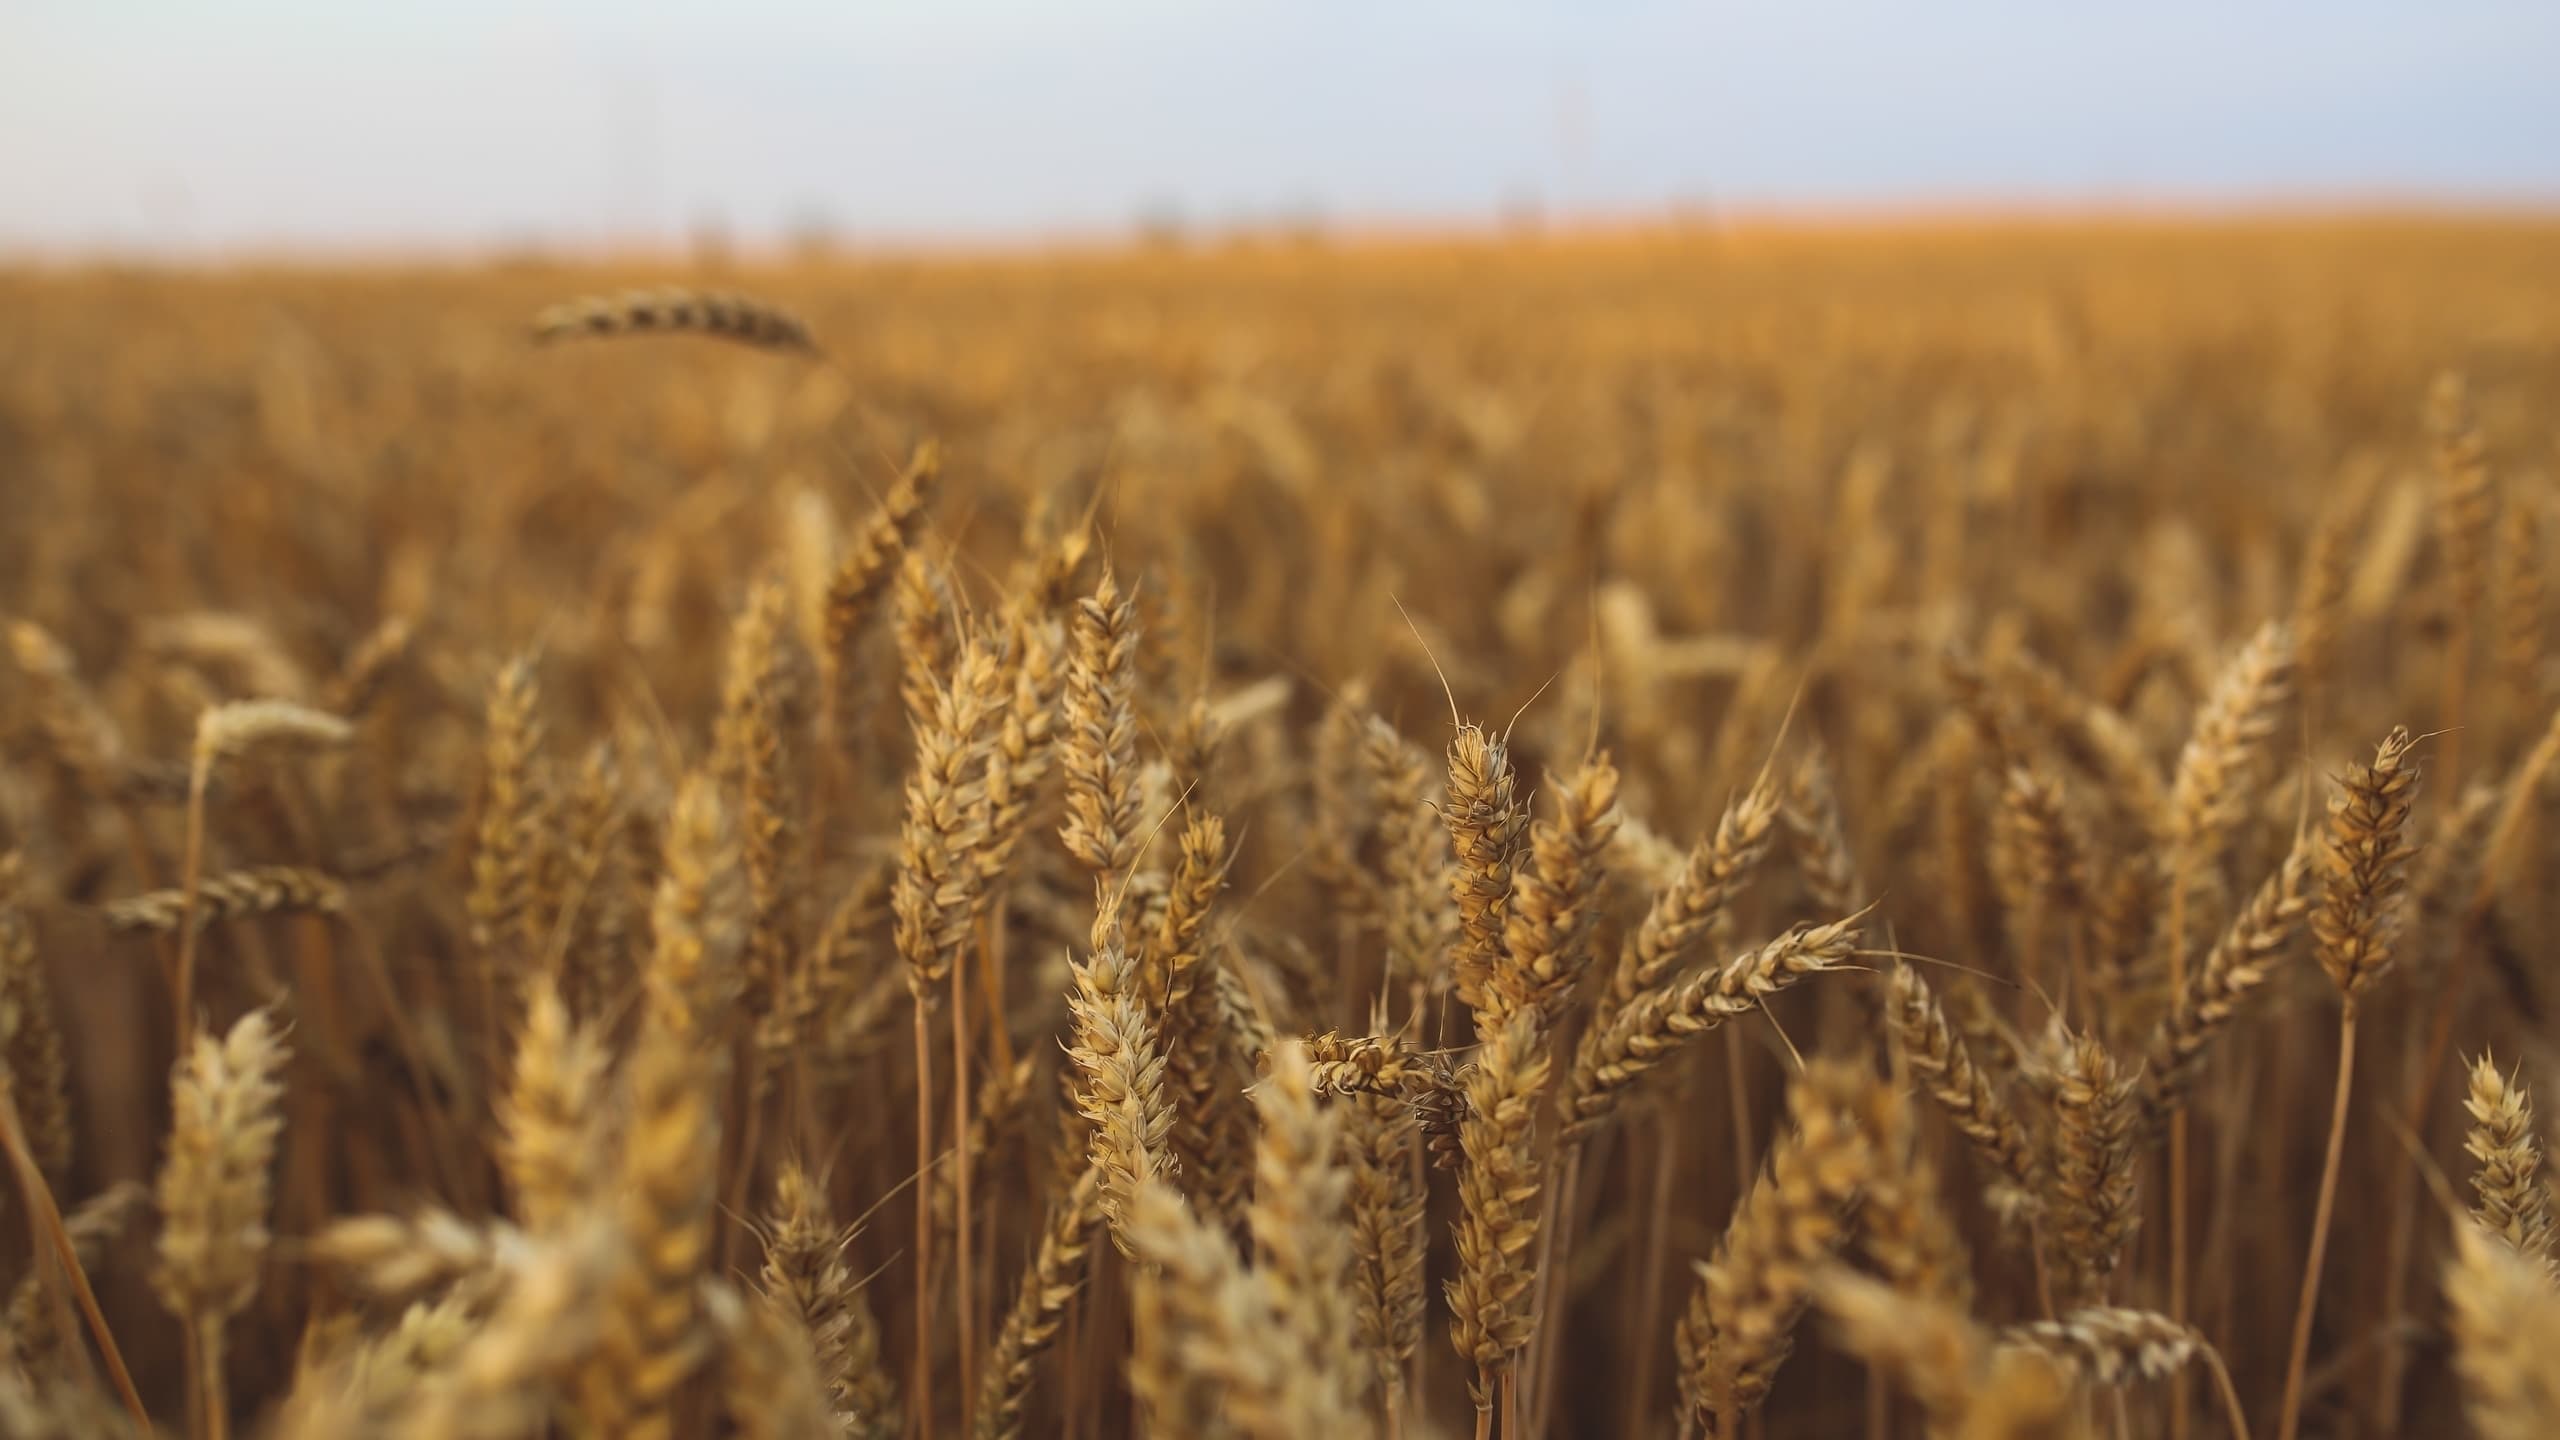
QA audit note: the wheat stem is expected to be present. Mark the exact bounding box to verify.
[2275,1005,2357,1440]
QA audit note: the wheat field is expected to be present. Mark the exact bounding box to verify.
[2,217,2558,1438]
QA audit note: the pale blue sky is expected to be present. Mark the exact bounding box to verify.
[4,1,2556,256]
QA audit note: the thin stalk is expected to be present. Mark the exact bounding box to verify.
[1724,1028,1757,1183]
[2275,1006,2358,1440]
[2165,864,2193,1440]
[2372,909,2483,1426]
[201,1318,230,1440]
[725,1038,768,1276]
[912,994,937,1440]
[183,1318,205,1440]
[1627,1105,1682,1421]
[2204,1346,2256,1440]
[173,760,212,1046]
[2027,1220,2060,1322]
[1409,980,1431,1413]
[0,1085,147,1429]
[952,955,977,1428]
[1528,1143,1585,1438]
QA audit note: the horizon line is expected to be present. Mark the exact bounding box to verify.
[7,192,2558,272]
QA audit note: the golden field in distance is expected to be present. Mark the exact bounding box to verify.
[2,216,2558,1438]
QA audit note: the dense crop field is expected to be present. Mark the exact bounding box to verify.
[2,217,2558,1438]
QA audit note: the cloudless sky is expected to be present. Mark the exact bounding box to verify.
[4,0,2556,256]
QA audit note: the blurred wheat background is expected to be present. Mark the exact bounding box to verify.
[5,4,2560,1436]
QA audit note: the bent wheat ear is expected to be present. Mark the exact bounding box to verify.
[531,288,818,352]
[105,866,347,934]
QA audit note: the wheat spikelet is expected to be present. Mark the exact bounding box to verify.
[498,979,610,1234]
[1060,568,1145,897]
[0,859,71,1181]
[1247,1040,1363,1425]
[104,865,348,933]
[153,1008,289,1319]
[1886,964,2044,1219]
[807,859,894,1059]
[2165,620,2296,871]
[1125,1180,1275,1438]
[1447,1008,1549,1409]
[1488,754,1620,1027]
[1,1181,144,1379]
[711,1282,843,1440]
[2499,492,2551,721]
[155,1007,290,1436]
[315,1208,525,1301]
[643,773,748,1037]
[1566,917,1861,1138]
[1606,775,1783,1012]
[2139,841,2313,1137]
[933,1054,1041,1230]
[1155,815,1249,1209]
[1444,723,1529,1018]
[1148,811,1231,1012]
[762,1161,900,1440]
[2312,726,2422,1000]
[1812,1266,1989,1426]
[2001,1307,2208,1387]
[2463,1054,2556,1266]
[1848,1080,1974,1311]
[2447,1219,2560,1440]
[556,740,638,1019]
[572,1023,725,1440]
[275,1294,476,1435]
[0,1371,154,1439]
[893,553,957,738]
[1306,1031,1433,1096]
[1998,649,2170,844]
[1363,717,1456,995]
[1993,764,2093,926]
[821,442,940,751]
[396,1215,624,1440]
[974,1167,1101,1440]
[1344,1086,1426,1413]
[1676,1061,1875,1435]
[717,575,808,1068]
[2430,372,2498,629]
[5,620,131,796]
[973,614,1063,892]
[467,657,551,969]
[196,696,355,765]
[2047,1033,2138,1305]
[2294,486,2362,710]
[1782,744,1864,917]
[1068,928,1177,1257]
[531,288,817,352]
[326,612,414,717]
[1312,686,1386,927]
